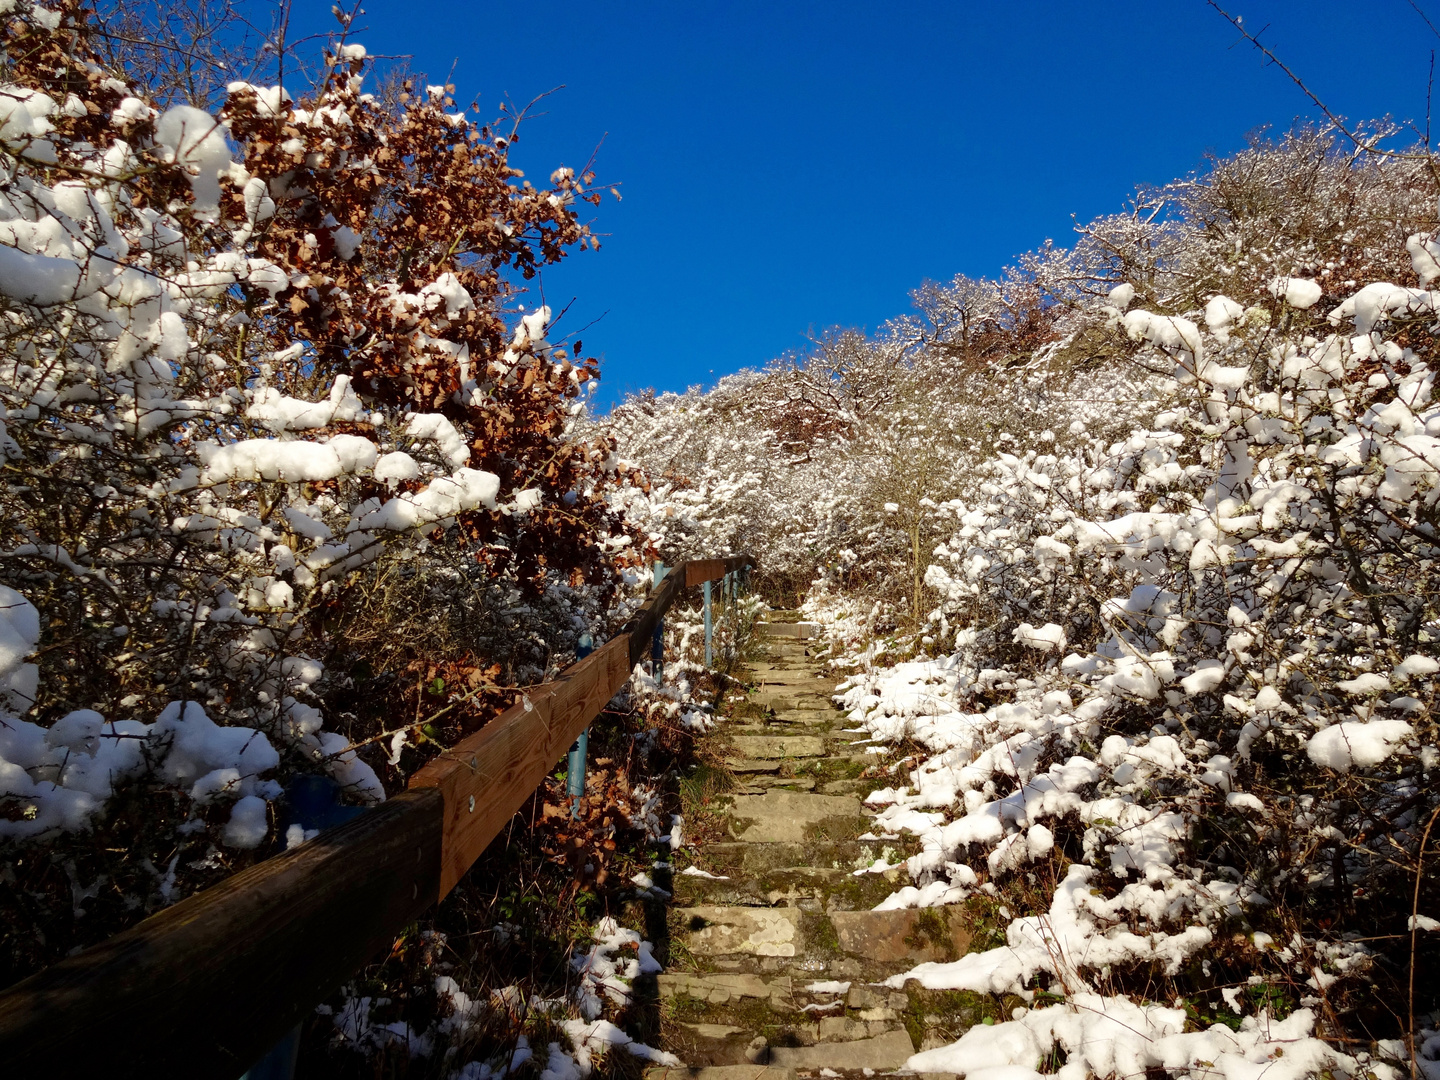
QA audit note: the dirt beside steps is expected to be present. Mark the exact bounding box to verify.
[646,626,977,1080]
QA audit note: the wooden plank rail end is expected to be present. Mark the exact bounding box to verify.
[0,788,444,1078]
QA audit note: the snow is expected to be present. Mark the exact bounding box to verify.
[1269,275,1323,309]
[246,375,365,432]
[804,980,852,993]
[0,584,40,709]
[353,467,500,530]
[374,451,421,486]
[571,916,664,1021]
[1204,294,1244,333]
[153,106,234,222]
[1305,720,1413,772]
[906,995,1363,1080]
[222,794,270,848]
[1012,622,1065,652]
[406,412,471,468]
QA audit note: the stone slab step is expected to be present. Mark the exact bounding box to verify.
[672,865,846,907]
[765,708,843,726]
[819,779,876,795]
[751,676,836,694]
[739,712,834,727]
[672,864,903,911]
[752,689,835,712]
[729,757,782,774]
[726,734,826,760]
[830,907,974,963]
[758,622,820,638]
[746,667,820,681]
[704,839,911,875]
[735,775,817,793]
[657,971,794,1007]
[647,1068,796,1080]
[727,791,863,843]
[765,1028,915,1070]
[677,905,805,957]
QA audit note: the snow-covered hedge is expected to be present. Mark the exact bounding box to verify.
[0,0,651,981]
[612,126,1440,1068]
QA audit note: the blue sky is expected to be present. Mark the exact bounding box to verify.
[295,1,1438,408]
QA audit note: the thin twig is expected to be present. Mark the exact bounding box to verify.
[1409,804,1440,1080]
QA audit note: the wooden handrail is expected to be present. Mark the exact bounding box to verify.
[0,554,753,1078]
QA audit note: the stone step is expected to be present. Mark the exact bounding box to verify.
[703,839,912,875]
[729,758,782,774]
[675,906,806,958]
[750,674,836,693]
[722,712,832,728]
[672,863,902,910]
[830,907,974,964]
[752,689,836,712]
[734,775,817,794]
[676,903,975,966]
[724,734,827,760]
[722,724,840,743]
[727,791,864,843]
[647,1066,797,1080]
[765,1029,916,1070]
[771,711,846,728]
[757,622,819,639]
[657,971,795,1007]
[818,778,876,795]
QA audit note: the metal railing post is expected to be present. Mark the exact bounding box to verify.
[651,562,667,686]
[240,776,367,1080]
[703,579,713,668]
[566,634,594,818]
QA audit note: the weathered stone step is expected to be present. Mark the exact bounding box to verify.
[749,673,836,693]
[727,791,864,843]
[765,1028,915,1071]
[830,907,974,964]
[725,734,826,760]
[676,906,806,958]
[676,903,975,965]
[657,971,795,1007]
[704,839,912,875]
[818,778,875,795]
[752,688,835,712]
[721,713,832,729]
[647,1066,796,1080]
[733,775,817,794]
[672,863,901,911]
[757,621,819,638]
[757,708,842,726]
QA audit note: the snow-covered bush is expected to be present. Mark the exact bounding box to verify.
[0,0,644,982]
[610,124,1440,1060]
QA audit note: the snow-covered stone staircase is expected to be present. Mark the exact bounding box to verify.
[648,625,977,1080]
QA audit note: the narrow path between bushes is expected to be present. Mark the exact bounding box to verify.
[647,623,981,1080]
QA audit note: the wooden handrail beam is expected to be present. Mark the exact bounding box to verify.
[0,789,444,1078]
[409,635,630,898]
[0,554,754,1077]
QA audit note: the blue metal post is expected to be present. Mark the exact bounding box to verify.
[703,579,713,668]
[567,634,594,818]
[652,561,667,686]
[242,776,367,1080]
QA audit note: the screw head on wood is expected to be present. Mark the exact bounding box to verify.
[468,795,475,813]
